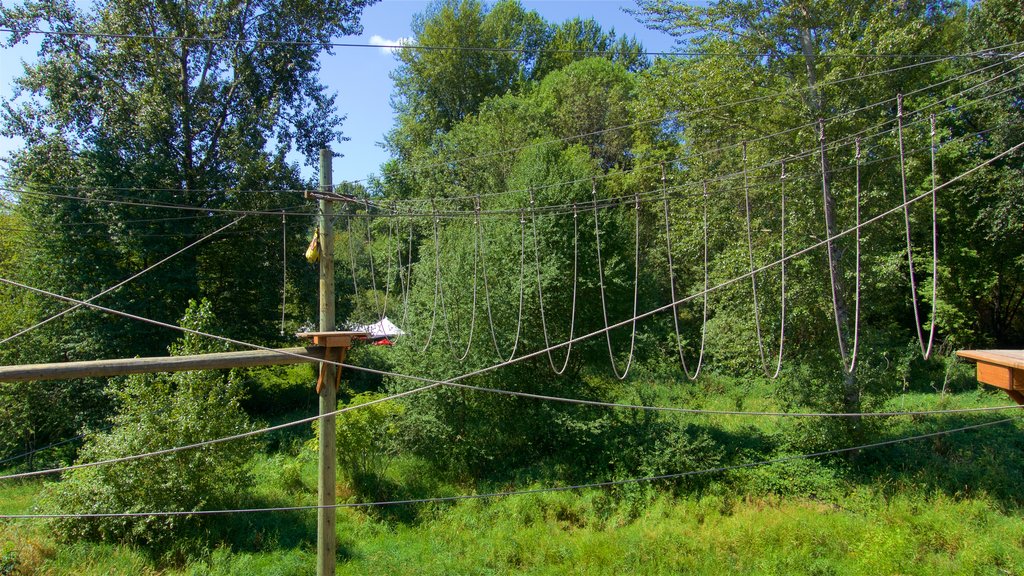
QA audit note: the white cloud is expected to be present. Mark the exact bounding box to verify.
[368,35,412,55]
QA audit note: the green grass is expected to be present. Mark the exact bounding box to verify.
[2,387,1022,575]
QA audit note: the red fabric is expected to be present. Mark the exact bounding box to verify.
[373,337,393,346]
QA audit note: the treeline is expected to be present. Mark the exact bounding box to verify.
[0,0,1021,561]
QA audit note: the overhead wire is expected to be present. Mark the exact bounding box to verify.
[0,417,1015,519]
[5,26,1022,59]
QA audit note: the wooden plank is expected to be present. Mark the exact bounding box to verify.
[0,347,326,383]
[297,331,368,349]
[977,362,1014,390]
[956,350,1024,371]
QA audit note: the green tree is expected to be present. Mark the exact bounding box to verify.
[380,56,667,476]
[386,0,645,162]
[0,0,376,362]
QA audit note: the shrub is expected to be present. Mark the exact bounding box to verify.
[39,299,258,561]
[309,392,404,499]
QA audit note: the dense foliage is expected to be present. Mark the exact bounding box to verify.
[0,0,1021,569]
[39,300,257,561]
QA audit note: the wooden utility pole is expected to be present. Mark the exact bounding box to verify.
[317,147,338,576]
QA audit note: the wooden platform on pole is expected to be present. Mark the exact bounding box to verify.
[957,349,1024,405]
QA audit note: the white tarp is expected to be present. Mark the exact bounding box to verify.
[349,316,405,339]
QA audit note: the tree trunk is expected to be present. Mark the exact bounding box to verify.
[799,23,860,424]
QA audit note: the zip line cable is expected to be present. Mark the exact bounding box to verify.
[1,417,1015,519]
[0,137,1019,484]
[529,192,579,375]
[0,53,1016,214]
[592,182,642,380]
[408,61,1022,215]
[663,174,708,380]
[0,77,1015,226]
[844,140,865,373]
[387,92,1022,222]
[0,216,246,347]
[898,95,940,360]
[355,81,1024,222]
[0,186,316,216]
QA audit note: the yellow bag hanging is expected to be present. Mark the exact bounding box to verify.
[305,227,320,263]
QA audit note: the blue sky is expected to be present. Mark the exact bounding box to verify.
[0,0,679,185]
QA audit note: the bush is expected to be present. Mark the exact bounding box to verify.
[308,392,404,499]
[39,299,258,562]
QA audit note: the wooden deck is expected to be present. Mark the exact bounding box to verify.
[956,349,1024,405]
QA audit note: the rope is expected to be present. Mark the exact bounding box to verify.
[419,209,442,353]
[378,214,396,323]
[844,141,865,373]
[479,200,527,362]
[897,95,940,359]
[529,192,579,375]
[2,417,1014,518]
[345,214,360,300]
[662,171,708,380]
[362,203,384,319]
[280,212,287,336]
[818,119,853,365]
[592,181,641,380]
[398,220,414,341]
[455,209,482,361]
[741,144,786,378]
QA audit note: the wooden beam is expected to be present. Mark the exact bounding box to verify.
[0,347,326,383]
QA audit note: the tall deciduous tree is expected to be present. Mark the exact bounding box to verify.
[0,0,375,459]
[386,0,645,162]
[0,0,377,360]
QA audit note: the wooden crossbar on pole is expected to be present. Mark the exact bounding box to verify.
[0,347,326,383]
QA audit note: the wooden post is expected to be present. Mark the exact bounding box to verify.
[317,147,337,576]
